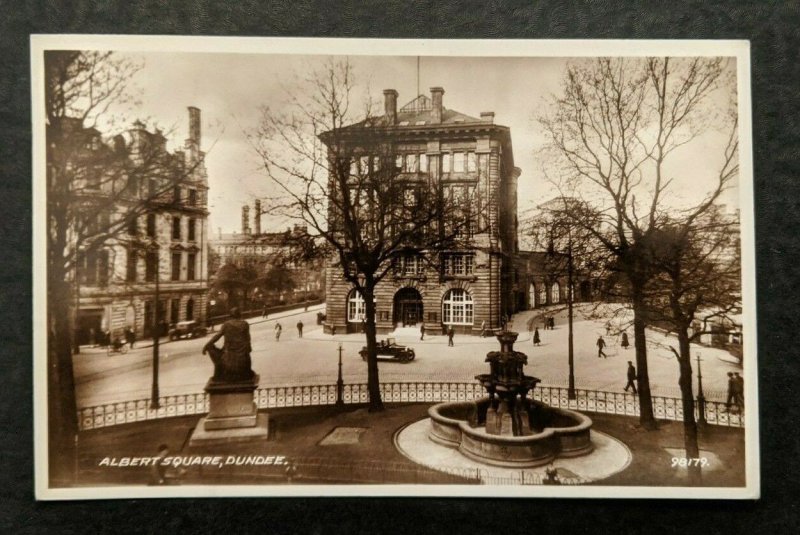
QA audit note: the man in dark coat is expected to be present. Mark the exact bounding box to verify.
[125,326,136,349]
[621,331,629,349]
[734,372,744,410]
[297,320,303,338]
[420,323,426,341]
[596,335,607,358]
[447,326,455,347]
[624,361,638,393]
[533,327,541,346]
[203,307,255,383]
[725,372,738,411]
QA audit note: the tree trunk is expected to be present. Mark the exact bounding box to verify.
[362,283,384,411]
[677,328,702,485]
[632,289,657,429]
[48,276,78,486]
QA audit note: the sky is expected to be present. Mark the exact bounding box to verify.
[104,51,740,236]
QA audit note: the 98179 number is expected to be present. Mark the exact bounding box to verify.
[671,457,708,468]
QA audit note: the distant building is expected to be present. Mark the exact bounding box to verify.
[513,251,595,311]
[74,107,210,343]
[321,87,521,335]
[208,203,325,303]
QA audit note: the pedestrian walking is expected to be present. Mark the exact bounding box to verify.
[725,372,738,411]
[275,322,282,341]
[125,326,136,349]
[734,372,744,409]
[262,305,268,319]
[480,320,486,337]
[420,323,426,341]
[296,320,303,338]
[624,361,638,393]
[447,325,455,347]
[533,327,541,346]
[596,336,607,358]
[620,331,630,350]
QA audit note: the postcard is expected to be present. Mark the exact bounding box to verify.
[32,35,758,499]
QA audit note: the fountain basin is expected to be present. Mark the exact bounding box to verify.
[428,398,594,468]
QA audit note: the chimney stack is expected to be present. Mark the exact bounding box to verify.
[188,106,201,146]
[480,111,495,124]
[383,89,398,125]
[242,205,251,235]
[430,87,444,124]
[254,199,262,235]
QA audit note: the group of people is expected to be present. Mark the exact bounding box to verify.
[272,320,304,341]
[542,316,556,330]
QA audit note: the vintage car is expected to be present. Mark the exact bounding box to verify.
[359,337,416,363]
[168,320,208,341]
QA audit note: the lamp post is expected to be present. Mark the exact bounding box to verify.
[566,225,575,400]
[150,250,161,410]
[695,353,706,428]
[336,343,344,407]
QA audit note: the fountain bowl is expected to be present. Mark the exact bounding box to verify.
[428,397,594,468]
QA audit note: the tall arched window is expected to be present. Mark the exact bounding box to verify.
[529,283,537,309]
[347,290,366,322]
[551,282,561,304]
[539,284,548,306]
[442,289,474,325]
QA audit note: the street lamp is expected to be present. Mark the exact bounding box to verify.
[150,250,161,410]
[695,353,707,427]
[551,224,576,400]
[566,225,575,400]
[336,343,344,407]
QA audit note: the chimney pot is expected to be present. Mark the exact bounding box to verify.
[383,89,398,125]
[188,107,201,146]
[480,111,495,123]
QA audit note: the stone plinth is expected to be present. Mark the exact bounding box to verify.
[188,375,269,446]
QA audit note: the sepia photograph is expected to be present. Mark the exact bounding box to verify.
[32,36,758,499]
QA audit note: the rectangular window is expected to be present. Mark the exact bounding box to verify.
[188,189,197,206]
[172,216,181,240]
[453,152,465,172]
[173,186,181,203]
[171,252,181,281]
[444,253,474,276]
[146,213,156,238]
[442,153,451,173]
[372,155,381,171]
[360,155,370,174]
[126,249,137,282]
[145,251,158,282]
[188,218,196,242]
[126,216,138,236]
[420,153,428,173]
[395,154,404,171]
[187,252,196,281]
[405,154,418,173]
[148,178,158,198]
[467,152,477,173]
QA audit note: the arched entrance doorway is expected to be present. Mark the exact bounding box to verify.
[394,288,423,327]
[529,283,536,309]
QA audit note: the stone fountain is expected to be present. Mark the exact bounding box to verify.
[428,331,593,467]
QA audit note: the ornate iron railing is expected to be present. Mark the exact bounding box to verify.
[77,382,745,431]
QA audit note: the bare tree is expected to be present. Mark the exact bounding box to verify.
[540,57,735,429]
[646,201,741,484]
[252,60,478,411]
[45,50,207,483]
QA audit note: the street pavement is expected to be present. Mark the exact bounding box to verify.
[73,303,744,407]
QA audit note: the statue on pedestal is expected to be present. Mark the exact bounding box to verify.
[203,307,255,383]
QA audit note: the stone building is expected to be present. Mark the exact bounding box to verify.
[75,107,210,343]
[208,204,325,303]
[322,87,521,335]
[513,250,595,311]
